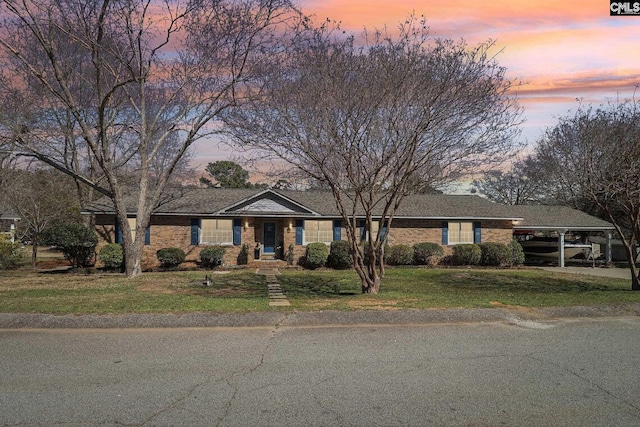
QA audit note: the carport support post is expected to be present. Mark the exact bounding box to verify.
[558,229,566,268]
[606,231,612,264]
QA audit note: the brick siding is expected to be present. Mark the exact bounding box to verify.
[94,215,514,268]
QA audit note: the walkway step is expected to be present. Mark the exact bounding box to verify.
[256,268,291,307]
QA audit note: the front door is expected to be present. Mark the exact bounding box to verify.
[263,222,276,254]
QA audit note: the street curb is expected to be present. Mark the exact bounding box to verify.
[1,303,639,329]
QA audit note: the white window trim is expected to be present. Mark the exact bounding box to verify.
[448,221,474,245]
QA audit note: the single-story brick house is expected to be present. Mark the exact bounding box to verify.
[84,188,614,268]
[86,188,522,267]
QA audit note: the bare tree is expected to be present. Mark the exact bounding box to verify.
[0,0,303,277]
[224,18,522,293]
[533,99,640,290]
[0,169,81,266]
[472,156,545,205]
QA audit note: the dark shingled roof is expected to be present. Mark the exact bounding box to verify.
[509,205,614,230]
[85,188,521,220]
[84,189,614,229]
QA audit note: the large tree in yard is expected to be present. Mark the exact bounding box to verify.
[0,0,303,277]
[533,100,640,290]
[224,19,522,293]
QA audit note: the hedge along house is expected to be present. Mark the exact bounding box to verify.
[85,188,524,269]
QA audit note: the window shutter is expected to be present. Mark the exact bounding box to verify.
[333,220,342,241]
[190,218,200,245]
[473,221,481,244]
[358,220,366,242]
[144,225,151,245]
[441,221,448,245]
[295,220,303,245]
[381,221,388,243]
[233,219,242,245]
[115,219,123,244]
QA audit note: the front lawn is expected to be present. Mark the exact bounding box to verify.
[0,270,269,314]
[278,267,638,311]
[0,267,637,314]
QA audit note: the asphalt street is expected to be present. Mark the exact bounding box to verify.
[2,317,640,426]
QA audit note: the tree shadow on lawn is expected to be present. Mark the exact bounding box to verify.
[439,271,621,294]
[279,275,358,297]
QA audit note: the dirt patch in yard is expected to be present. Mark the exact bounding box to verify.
[489,301,546,318]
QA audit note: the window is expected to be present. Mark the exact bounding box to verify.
[201,219,233,244]
[359,220,386,242]
[120,217,150,245]
[127,218,136,241]
[304,220,333,244]
[448,221,474,244]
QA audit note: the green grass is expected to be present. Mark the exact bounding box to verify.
[0,266,637,314]
[278,267,639,311]
[0,270,269,314]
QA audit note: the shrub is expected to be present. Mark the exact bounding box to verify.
[386,244,414,266]
[237,244,249,265]
[478,242,511,266]
[413,242,444,265]
[156,247,186,269]
[327,240,353,269]
[452,244,481,266]
[0,241,25,270]
[304,242,328,269]
[509,239,525,266]
[200,246,226,268]
[98,244,124,271]
[42,222,97,268]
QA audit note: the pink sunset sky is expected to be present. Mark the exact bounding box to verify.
[195,0,640,168]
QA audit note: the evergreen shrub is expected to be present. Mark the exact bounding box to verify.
[156,247,186,269]
[200,246,226,268]
[478,242,511,266]
[452,244,481,266]
[386,244,414,266]
[98,244,124,271]
[304,242,328,269]
[413,242,444,265]
[327,240,353,269]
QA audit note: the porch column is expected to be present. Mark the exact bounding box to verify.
[558,229,566,268]
[606,231,612,264]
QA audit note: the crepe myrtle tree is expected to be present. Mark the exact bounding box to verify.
[532,99,640,290]
[223,17,523,293]
[0,0,305,277]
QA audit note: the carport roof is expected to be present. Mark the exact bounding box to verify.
[509,205,615,231]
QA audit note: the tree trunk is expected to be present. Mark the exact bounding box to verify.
[622,243,639,291]
[362,274,381,294]
[124,241,144,277]
[31,241,38,268]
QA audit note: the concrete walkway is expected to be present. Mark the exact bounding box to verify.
[538,266,632,280]
[256,268,290,307]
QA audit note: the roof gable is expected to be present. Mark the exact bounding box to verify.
[221,190,318,216]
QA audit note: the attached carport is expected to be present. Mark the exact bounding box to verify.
[509,205,616,268]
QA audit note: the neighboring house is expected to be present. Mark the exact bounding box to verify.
[0,205,20,243]
[85,188,523,268]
